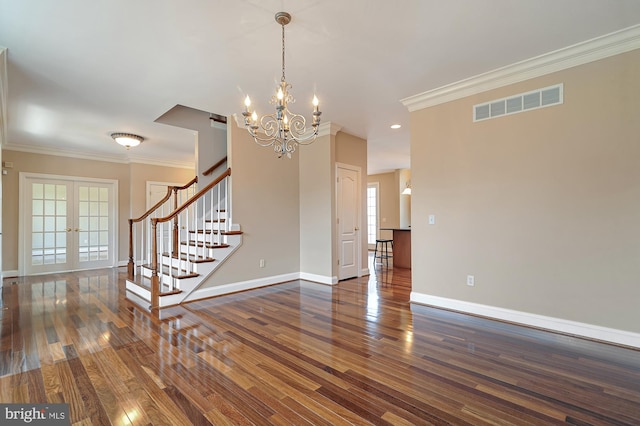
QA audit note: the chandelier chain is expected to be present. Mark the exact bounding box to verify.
[281,23,286,82]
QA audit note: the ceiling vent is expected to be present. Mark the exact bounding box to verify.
[474,84,563,122]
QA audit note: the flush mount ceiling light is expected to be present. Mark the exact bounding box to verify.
[111,132,144,149]
[242,11,321,158]
[390,124,401,129]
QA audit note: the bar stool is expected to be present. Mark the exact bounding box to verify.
[374,239,393,267]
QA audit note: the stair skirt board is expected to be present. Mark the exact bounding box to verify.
[126,270,340,310]
[170,271,337,306]
[188,273,303,303]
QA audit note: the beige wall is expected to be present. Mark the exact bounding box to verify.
[1,150,194,271]
[206,122,301,285]
[299,132,335,279]
[367,171,400,241]
[410,50,640,333]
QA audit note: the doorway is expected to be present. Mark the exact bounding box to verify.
[20,173,118,275]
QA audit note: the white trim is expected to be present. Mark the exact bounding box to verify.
[360,267,370,277]
[0,47,7,146]
[318,122,342,137]
[402,24,640,111]
[3,144,194,169]
[410,292,640,349]
[300,272,338,285]
[2,270,19,278]
[189,273,300,300]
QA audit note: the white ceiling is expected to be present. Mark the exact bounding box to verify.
[2,1,640,174]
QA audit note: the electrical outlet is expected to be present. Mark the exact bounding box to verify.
[259,259,265,268]
[467,275,475,286]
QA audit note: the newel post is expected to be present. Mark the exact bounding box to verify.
[127,219,134,279]
[150,218,160,309]
[172,186,179,257]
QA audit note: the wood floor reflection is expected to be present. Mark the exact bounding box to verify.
[1,260,639,425]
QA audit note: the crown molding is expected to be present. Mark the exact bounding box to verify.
[318,122,342,137]
[3,143,195,169]
[401,24,640,112]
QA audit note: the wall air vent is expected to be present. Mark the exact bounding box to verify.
[474,84,563,122]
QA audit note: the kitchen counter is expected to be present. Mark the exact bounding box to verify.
[380,228,411,269]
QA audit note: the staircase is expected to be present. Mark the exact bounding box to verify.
[125,168,242,310]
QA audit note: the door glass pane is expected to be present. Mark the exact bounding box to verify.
[31,183,68,267]
[44,184,56,199]
[77,184,111,265]
[44,200,55,215]
[33,217,43,233]
[44,216,55,232]
[33,200,43,215]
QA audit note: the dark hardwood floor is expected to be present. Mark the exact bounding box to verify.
[1,256,639,425]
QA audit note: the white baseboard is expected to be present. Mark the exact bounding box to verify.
[187,272,300,302]
[299,272,338,285]
[2,270,19,278]
[360,268,370,277]
[411,292,640,349]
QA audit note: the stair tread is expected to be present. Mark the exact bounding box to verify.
[126,271,183,295]
[161,252,216,263]
[182,241,230,249]
[141,263,200,279]
[189,229,222,234]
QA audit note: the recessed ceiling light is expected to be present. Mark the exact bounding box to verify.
[390,124,401,129]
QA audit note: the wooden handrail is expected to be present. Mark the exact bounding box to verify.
[130,175,198,224]
[153,168,231,224]
[202,156,228,176]
[174,175,198,191]
[128,176,198,278]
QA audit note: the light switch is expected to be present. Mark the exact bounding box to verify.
[428,215,435,225]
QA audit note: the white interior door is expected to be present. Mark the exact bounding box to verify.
[21,174,117,275]
[337,164,360,280]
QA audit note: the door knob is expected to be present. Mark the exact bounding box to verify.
[66,228,72,232]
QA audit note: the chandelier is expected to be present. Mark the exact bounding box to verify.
[242,12,321,158]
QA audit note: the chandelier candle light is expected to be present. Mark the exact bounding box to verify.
[242,11,321,158]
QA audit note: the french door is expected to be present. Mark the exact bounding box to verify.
[21,174,117,275]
